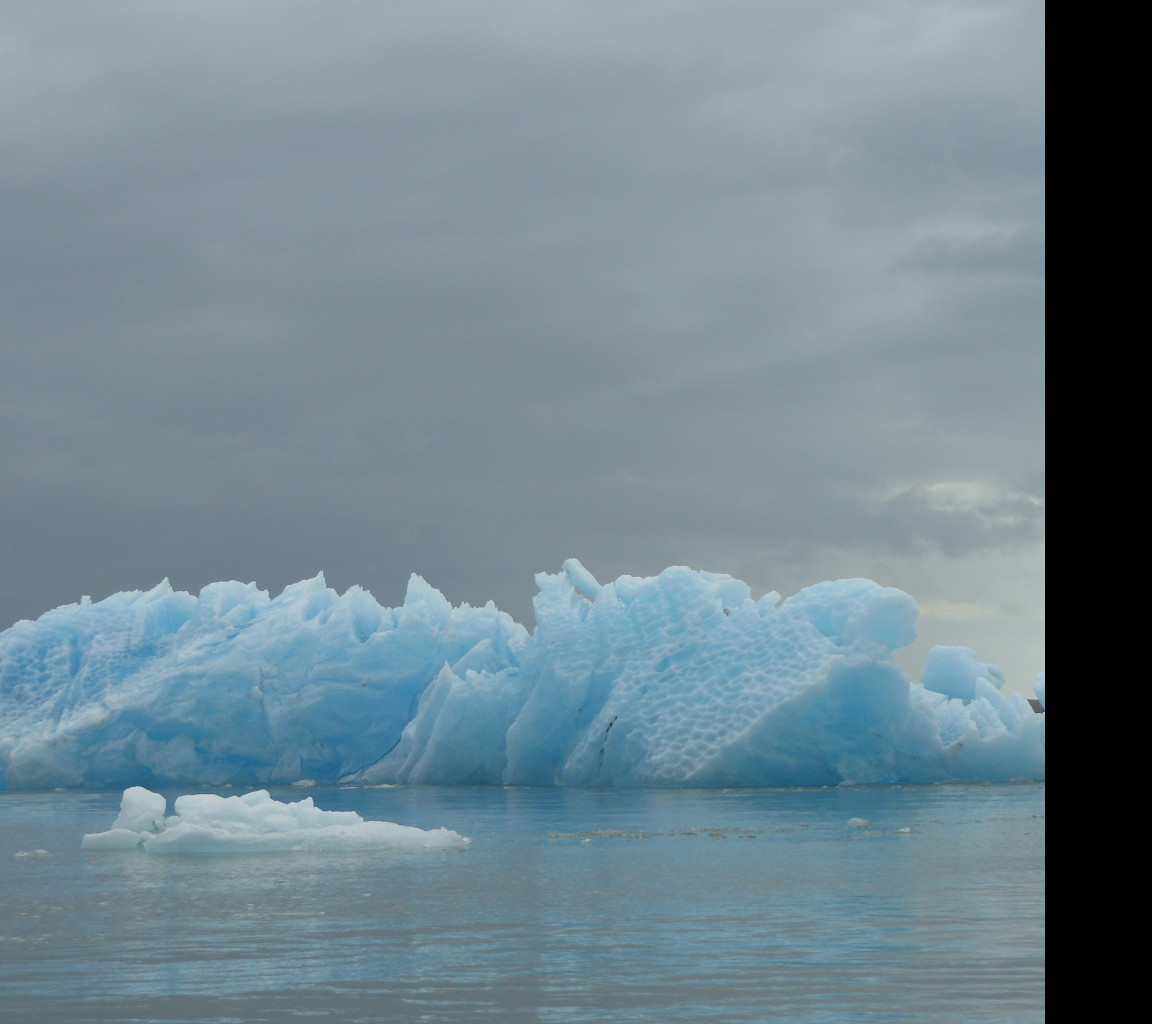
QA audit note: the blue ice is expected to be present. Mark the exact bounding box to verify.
[0,560,1044,791]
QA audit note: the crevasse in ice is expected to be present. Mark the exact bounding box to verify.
[0,560,1044,790]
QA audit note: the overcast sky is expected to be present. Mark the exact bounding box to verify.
[1,1,1043,693]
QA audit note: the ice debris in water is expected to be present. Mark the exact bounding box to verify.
[0,560,1044,790]
[80,786,470,853]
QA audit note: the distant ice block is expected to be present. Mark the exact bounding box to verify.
[81,787,471,853]
[112,785,167,831]
[1,560,1044,790]
[921,645,1006,702]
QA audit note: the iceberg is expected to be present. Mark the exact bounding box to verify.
[80,785,471,853]
[0,561,1044,790]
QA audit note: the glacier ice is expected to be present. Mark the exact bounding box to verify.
[0,561,1044,790]
[921,645,1006,702]
[80,785,471,853]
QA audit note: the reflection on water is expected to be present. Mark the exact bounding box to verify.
[1,784,1043,1023]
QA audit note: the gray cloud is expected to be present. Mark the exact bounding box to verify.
[1,1,1044,685]
[893,228,1045,277]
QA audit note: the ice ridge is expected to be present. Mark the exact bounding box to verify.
[0,561,1044,790]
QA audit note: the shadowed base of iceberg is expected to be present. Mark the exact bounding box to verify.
[1,560,1044,790]
[80,786,471,853]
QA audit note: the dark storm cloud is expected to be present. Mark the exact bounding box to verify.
[2,1,1043,673]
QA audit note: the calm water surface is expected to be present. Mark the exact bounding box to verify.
[1,783,1044,1023]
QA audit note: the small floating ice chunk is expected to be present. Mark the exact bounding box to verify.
[81,787,470,854]
[848,817,871,827]
[111,786,168,831]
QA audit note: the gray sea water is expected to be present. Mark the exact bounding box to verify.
[1,783,1044,1024]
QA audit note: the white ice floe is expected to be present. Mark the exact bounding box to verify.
[81,786,470,854]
